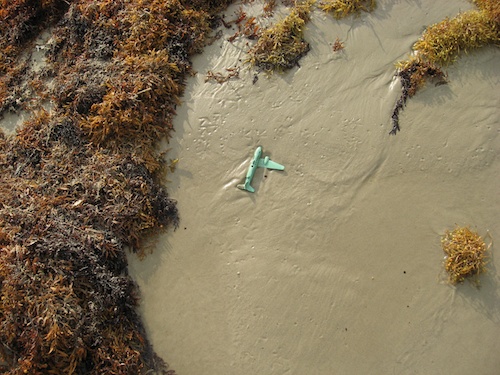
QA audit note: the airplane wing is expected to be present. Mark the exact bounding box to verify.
[258,157,285,170]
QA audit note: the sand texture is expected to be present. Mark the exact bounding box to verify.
[124,1,500,374]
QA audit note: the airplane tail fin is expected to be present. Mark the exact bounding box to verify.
[237,183,255,193]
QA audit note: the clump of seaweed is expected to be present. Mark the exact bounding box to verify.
[0,110,180,374]
[319,0,376,19]
[413,10,499,66]
[264,0,278,16]
[0,0,236,373]
[474,0,500,24]
[390,0,499,134]
[0,0,70,76]
[389,57,446,135]
[226,10,261,43]
[441,226,490,286]
[247,0,316,73]
[332,37,345,52]
[46,0,216,172]
[205,67,240,83]
[0,0,70,118]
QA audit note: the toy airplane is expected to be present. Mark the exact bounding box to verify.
[237,146,285,193]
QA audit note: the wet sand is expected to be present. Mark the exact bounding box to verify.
[126,1,500,374]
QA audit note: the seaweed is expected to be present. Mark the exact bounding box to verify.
[0,62,31,115]
[264,0,278,16]
[389,58,446,135]
[226,7,262,42]
[474,0,500,24]
[0,124,179,373]
[247,0,316,73]
[441,226,491,286]
[0,0,235,373]
[319,0,376,19]
[413,9,499,67]
[205,67,240,83]
[390,0,499,134]
[0,0,70,75]
[332,37,345,52]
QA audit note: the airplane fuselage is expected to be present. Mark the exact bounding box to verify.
[237,146,284,192]
[245,146,262,183]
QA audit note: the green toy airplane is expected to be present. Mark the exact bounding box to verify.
[237,146,285,193]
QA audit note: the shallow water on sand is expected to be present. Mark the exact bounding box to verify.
[128,1,500,374]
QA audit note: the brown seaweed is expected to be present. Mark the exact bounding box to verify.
[389,58,446,135]
[0,0,236,373]
[320,0,376,19]
[390,0,499,134]
[205,67,240,83]
[441,226,490,286]
[247,0,315,73]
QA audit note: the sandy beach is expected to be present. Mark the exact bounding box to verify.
[0,0,497,374]
[126,1,500,374]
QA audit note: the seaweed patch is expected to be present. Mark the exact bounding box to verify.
[441,226,491,286]
[205,67,240,83]
[247,0,316,73]
[389,58,446,135]
[390,0,499,134]
[0,0,235,373]
[319,0,376,19]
